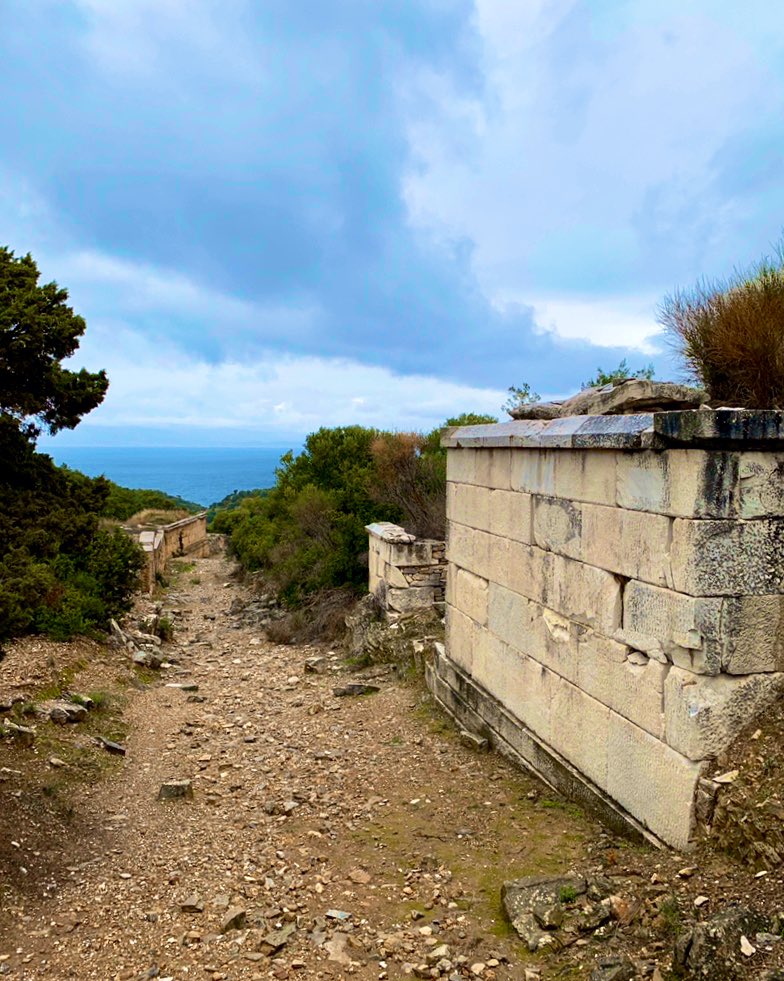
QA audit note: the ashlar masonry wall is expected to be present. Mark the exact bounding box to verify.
[427,410,784,849]
[130,512,209,593]
[367,522,446,613]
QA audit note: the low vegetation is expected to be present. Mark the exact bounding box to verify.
[211,414,496,612]
[659,243,784,407]
[100,481,200,522]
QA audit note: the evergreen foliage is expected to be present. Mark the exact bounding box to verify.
[0,247,143,643]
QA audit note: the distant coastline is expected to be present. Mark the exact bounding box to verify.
[44,445,295,506]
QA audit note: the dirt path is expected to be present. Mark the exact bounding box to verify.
[1,553,782,981]
[0,553,605,980]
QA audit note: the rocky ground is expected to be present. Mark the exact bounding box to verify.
[0,551,782,980]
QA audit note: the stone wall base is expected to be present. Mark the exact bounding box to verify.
[426,646,664,849]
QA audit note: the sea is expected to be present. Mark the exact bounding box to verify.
[44,446,295,506]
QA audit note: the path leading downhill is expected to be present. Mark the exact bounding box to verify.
[0,553,609,980]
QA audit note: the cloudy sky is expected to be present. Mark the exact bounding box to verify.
[3,0,784,446]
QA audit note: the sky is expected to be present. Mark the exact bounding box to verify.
[3,0,784,447]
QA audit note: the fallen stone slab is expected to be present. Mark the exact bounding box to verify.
[509,379,707,420]
[3,722,35,747]
[502,875,588,952]
[95,736,127,756]
[333,683,380,697]
[674,906,772,979]
[220,906,247,933]
[157,779,194,801]
[49,701,88,725]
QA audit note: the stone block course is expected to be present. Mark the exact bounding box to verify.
[430,410,784,849]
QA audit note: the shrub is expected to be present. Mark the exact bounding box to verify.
[582,359,654,389]
[659,248,784,407]
[0,422,144,642]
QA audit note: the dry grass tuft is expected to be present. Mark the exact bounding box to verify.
[659,249,784,408]
[266,587,357,645]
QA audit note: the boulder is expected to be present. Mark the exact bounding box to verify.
[510,379,708,420]
[673,905,771,979]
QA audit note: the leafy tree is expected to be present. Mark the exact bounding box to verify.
[582,358,655,389]
[0,248,142,642]
[0,247,108,437]
[502,383,540,414]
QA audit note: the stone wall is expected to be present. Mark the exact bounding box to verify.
[366,522,446,613]
[427,410,784,850]
[130,512,210,593]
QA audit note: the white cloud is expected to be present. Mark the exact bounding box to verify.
[62,323,507,440]
[494,291,663,352]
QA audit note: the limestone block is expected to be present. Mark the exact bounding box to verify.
[446,604,476,673]
[487,584,578,684]
[447,482,492,532]
[671,518,784,596]
[469,450,511,490]
[473,639,554,744]
[455,568,489,626]
[621,581,724,675]
[606,714,701,850]
[511,450,556,497]
[546,552,622,636]
[721,595,784,673]
[512,449,616,506]
[388,539,438,568]
[502,539,547,599]
[488,489,533,544]
[616,450,738,518]
[445,562,457,606]
[446,449,477,486]
[550,678,610,790]
[499,543,621,636]
[384,563,409,589]
[664,667,784,760]
[737,453,784,518]
[447,522,490,579]
[533,496,583,559]
[581,504,671,587]
[386,586,435,613]
[575,629,666,738]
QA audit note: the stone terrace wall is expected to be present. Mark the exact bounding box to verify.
[366,522,446,613]
[132,512,209,593]
[427,410,784,849]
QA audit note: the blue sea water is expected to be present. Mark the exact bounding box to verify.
[44,446,295,506]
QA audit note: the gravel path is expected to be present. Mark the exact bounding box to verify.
[0,553,603,981]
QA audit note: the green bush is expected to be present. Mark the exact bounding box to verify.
[215,415,498,610]
[0,421,144,642]
[101,481,201,521]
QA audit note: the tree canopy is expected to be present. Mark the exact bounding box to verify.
[0,247,108,436]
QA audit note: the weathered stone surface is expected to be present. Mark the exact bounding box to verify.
[502,876,586,951]
[512,449,616,505]
[488,488,533,543]
[386,586,436,613]
[654,408,784,445]
[606,714,701,849]
[509,379,706,420]
[616,449,739,518]
[581,504,671,586]
[722,595,784,673]
[447,482,491,532]
[620,580,724,674]
[157,779,193,801]
[550,678,610,789]
[533,496,582,559]
[673,906,771,979]
[49,701,88,725]
[664,668,784,760]
[220,906,247,933]
[671,517,784,596]
[454,569,488,626]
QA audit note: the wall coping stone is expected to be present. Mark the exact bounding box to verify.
[442,409,784,452]
[366,521,417,543]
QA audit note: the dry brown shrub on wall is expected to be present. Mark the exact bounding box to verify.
[370,432,446,540]
[659,252,784,408]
